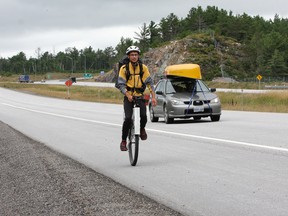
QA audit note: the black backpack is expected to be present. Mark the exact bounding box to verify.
[115,56,146,93]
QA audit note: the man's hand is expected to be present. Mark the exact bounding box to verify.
[151,91,157,106]
[151,97,157,106]
[125,92,133,102]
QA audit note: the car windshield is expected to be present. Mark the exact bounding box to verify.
[166,78,210,93]
[166,80,176,94]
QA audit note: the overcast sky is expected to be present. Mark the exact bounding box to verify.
[0,0,287,58]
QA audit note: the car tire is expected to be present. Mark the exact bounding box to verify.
[149,105,159,122]
[210,115,220,122]
[164,105,174,124]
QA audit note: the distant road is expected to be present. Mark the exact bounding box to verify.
[34,79,280,93]
[1,87,288,216]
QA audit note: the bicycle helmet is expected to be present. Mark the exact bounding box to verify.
[126,46,141,55]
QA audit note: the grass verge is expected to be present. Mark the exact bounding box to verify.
[1,82,288,113]
[0,83,123,104]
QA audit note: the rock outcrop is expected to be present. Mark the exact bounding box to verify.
[95,34,243,83]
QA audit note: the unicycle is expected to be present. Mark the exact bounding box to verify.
[128,96,141,166]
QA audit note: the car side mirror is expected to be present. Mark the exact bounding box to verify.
[156,90,163,95]
[210,88,216,92]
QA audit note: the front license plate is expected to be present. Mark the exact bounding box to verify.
[194,106,204,112]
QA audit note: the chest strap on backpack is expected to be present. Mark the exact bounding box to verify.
[125,62,146,93]
[126,86,146,94]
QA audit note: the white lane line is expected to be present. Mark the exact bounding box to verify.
[2,103,120,127]
[3,102,288,153]
[148,128,288,153]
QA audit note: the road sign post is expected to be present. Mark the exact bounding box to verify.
[257,74,262,89]
[65,79,73,99]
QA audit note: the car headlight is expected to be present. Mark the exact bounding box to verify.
[171,99,184,105]
[210,97,220,103]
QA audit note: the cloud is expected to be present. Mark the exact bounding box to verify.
[1,0,288,58]
[1,25,139,58]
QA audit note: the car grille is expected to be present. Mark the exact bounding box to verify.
[183,100,210,105]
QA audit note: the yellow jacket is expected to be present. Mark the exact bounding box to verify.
[117,62,154,96]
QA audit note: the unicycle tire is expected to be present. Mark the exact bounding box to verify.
[128,135,139,166]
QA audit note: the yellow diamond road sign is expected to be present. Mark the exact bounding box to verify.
[257,74,262,81]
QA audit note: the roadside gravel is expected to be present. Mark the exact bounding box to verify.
[0,121,182,216]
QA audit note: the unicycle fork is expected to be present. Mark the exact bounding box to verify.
[128,96,141,166]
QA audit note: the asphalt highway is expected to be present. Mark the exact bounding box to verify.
[0,120,182,216]
[1,87,288,216]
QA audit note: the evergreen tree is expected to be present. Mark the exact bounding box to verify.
[134,23,150,52]
[1,5,288,79]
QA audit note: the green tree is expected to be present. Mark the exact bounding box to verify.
[65,47,79,72]
[55,51,66,72]
[115,37,133,59]
[134,23,150,53]
[40,51,54,72]
[203,6,220,27]
[95,48,112,70]
[184,6,206,32]
[269,49,287,75]
[148,21,161,47]
[2,5,288,80]
[9,52,27,74]
[103,46,116,69]
[159,13,180,42]
[81,46,96,71]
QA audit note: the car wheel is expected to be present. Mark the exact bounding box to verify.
[164,105,174,124]
[210,115,220,122]
[149,105,159,122]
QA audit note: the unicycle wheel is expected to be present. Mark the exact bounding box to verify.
[128,135,139,166]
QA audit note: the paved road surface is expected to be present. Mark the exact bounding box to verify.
[0,121,182,216]
[1,87,288,216]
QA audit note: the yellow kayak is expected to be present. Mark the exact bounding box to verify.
[164,64,202,79]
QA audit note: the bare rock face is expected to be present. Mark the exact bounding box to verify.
[94,67,118,83]
[143,39,193,80]
[95,39,194,83]
[95,35,242,83]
